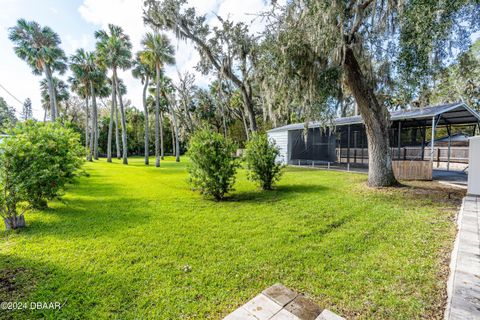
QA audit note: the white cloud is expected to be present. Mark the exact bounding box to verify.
[216,0,270,35]
[78,0,144,50]
[49,7,59,15]
[188,0,219,16]
[64,33,94,54]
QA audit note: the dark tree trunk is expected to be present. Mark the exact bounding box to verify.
[171,125,175,156]
[160,111,164,160]
[143,75,150,165]
[3,215,25,230]
[114,94,121,160]
[155,64,161,167]
[343,47,397,187]
[85,97,90,161]
[107,77,116,163]
[88,83,96,162]
[89,82,99,161]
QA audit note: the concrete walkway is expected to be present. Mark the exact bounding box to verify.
[445,195,480,319]
[224,284,344,320]
[434,170,468,188]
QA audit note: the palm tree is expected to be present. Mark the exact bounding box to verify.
[114,79,128,160]
[139,32,175,167]
[100,79,127,159]
[9,19,67,121]
[69,75,90,159]
[40,77,69,121]
[132,53,154,165]
[70,49,106,161]
[93,78,112,157]
[95,24,132,165]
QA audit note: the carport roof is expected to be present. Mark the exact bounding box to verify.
[267,102,480,132]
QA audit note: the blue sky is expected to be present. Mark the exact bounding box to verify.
[0,0,271,119]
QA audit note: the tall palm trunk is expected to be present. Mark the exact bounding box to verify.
[85,96,91,161]
[166,96,180,162]
[44,63,58,121]
[173,116,180,162]
[171,125,175,156]
[88,94,95,161]
[143,74,150,165]
[160,111,164,160]
[343,47,397,187]
[113,69,128,165]
[107,76,116,162]
[94,110,99,160]
[154,64,161,167]
[114,95,121,159]
[89,81,99,161]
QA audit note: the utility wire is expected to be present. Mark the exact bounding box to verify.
[0,82,24,106]
[0,82,44,116]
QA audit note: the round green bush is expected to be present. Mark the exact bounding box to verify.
[245,133,283,190]
[187,127,239,200]
[0,121,84,220]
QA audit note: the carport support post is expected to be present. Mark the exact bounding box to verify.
[447,125,451,171]
[337,132,342,164]
[421,125,426,161]
[397,122,402,160]
[347,125,351,165]
[361,125,365,164]
[430,116,437,166]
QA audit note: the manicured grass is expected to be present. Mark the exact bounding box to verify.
[0,157,462,319]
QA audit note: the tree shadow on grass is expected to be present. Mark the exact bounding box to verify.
[226,184,330,203]
[18,197,154,240]
[359,180,465,209]
[0,254,145,319]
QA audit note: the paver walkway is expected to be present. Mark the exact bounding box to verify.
[224,284,344,320]
[445,195,480,320]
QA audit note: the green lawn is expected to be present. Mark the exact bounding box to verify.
[0,157,462,319]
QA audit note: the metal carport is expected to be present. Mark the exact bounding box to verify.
[267,102,480,171]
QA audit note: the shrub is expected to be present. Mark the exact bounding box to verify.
[245,133,283,190]
[187,127,239,200]
[0,121,84,214]
[0,162,27,230]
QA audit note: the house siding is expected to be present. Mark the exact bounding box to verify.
[267,130,289,164]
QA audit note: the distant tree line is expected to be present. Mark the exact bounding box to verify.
[5,0,479,188]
